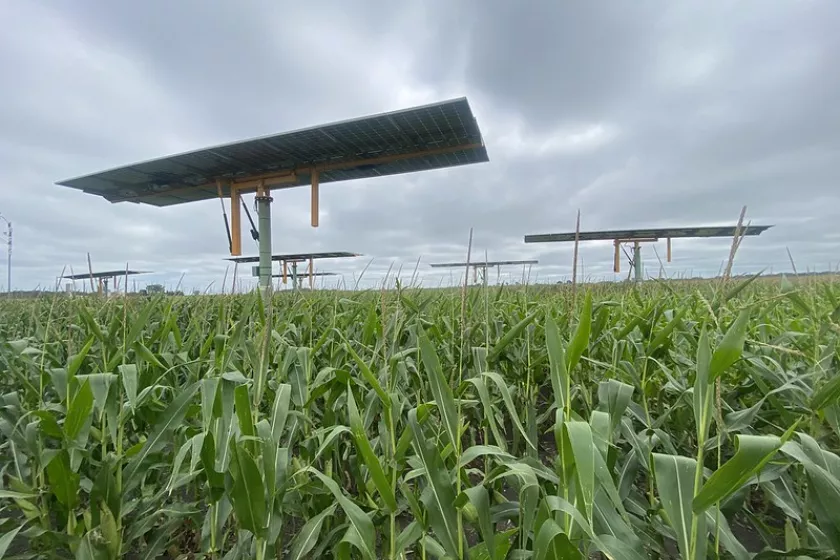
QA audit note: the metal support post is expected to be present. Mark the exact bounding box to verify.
[633,242,643,282]
[291,262,298,291]
[255,183,273,293]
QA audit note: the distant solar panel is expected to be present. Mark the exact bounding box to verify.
[228,251,360,263]
[524,225,772,243]
[272,272,338,278]
[63,270,148,279]
[56,98,488,207]
[431,260,539,268]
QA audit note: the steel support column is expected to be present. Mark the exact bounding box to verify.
[256,183,273,293]
[291,262,299,291]
[633,242,643,283]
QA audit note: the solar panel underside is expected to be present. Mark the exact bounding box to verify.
[63,270,147,279]
[228,251,360,263]
[524,225,772,243]
[431,260,539,268]
[57,98,487,207]
[271,272,338,277]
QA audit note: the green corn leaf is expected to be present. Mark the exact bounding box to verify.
[597,379,634,434]
[693,328,713,443]
[534,519,582,560]
[562,421,596,522]
[545,314,569,411]
[0,526,22,559]
[653,453,705,560]
[100,502,120,559]
[68,336,95,378]
[288,504,337,560]
[647,307,687,355]
[407,408,460,559]
[811,372,840,411]
[234,384,255,438]
[344,341,389,405]
[481,371,535,450]
[455,485,494,559]
[118,364,138,411]
[65,380,94,440]
[134,341,165,369]
[291,347,312,407]
[466,377,507,452]
[200,377,219,431]
[567,291,592,372]
[487,308,540,362]
[229,441,266,538]
[347,387,397,511]
[395,521,423,556]
[75,373,115,417]
[270,383,291,445]
[304,467,376,560]
[46,450,79,509]
[123,382,199,487]
[693,434,782,514]
[458,445,515,468]
[709,310,750,379]
[418,326,459,452]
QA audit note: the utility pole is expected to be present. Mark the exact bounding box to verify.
[0,215,11,295]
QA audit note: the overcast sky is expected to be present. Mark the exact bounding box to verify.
[1,1,838,292]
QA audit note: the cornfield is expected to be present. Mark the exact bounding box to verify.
[0,276,839,559]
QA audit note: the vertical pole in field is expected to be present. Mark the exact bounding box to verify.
[255,181,273,295]
[633,241,643,282]
[572,209,580,299]
[291,262,298,291]
[1,218,11,295]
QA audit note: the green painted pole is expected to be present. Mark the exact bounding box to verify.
[633,242,643,282]
[256,191,273,293]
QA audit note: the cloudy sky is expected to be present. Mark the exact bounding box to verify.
[1,1,838,292]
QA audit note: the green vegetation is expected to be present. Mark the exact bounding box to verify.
[0,277,839,558]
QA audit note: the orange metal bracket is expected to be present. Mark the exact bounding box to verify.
[311,170,320,227]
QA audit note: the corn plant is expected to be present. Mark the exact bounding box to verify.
[0,276,837,558]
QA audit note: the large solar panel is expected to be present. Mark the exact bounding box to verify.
[525,225,773,243]
[56,98,488,207]
[63,270,149,279]
[431,259,539,268]
[228,251,360,263]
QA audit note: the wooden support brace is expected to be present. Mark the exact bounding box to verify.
[282,261,288,284]
[311,171,319,227]
[614,240,620,273]
[230,183,241,256]
[667,237,672,262]
[309,258,314,289]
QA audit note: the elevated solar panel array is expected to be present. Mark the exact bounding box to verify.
[431,259,539,268]
[57,98,487,207]
[62,270,149,280]
[227,251,360,264]
[524,225,773,243]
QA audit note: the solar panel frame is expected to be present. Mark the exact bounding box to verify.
[62,270,149,280]
[524,225,773,243]
[430,259,539,268]
[271,271,339,278]
[227,251,361,264]
[56,98,488,207]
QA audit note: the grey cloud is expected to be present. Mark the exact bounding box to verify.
[1,0,838,291]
